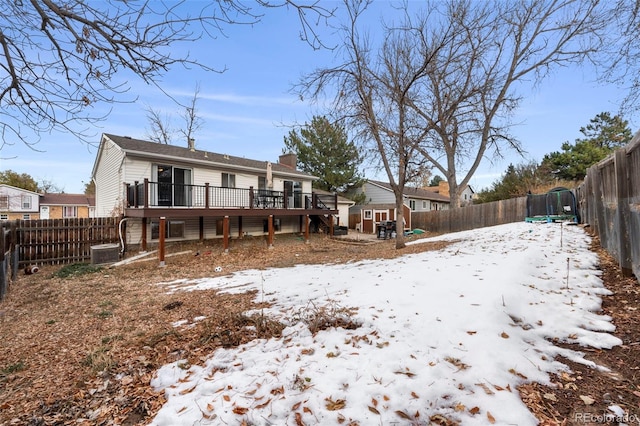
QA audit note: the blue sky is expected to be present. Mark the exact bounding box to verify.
[0,2,634,194]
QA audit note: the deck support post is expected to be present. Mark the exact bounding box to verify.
[328,214,334,237]
[267,215,274,249]
[199,216,204,241]
[304,214,310,243]
[223,215,230,253]
[141,217,147,252]
[238,216,243,238]
[159,216,166,267]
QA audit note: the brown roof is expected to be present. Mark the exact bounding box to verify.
[103,134,314,179]
[40,193,95,206]
[368,180,450,203]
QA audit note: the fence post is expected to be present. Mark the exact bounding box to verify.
[614,149,633,276]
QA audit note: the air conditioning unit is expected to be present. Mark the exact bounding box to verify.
[90,243,120,265]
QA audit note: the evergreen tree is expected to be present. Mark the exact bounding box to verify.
[429,175,444,187]
[541,112,632,181]
[283,116,365,199]
[0,170,39,192]
[476,162,549,203]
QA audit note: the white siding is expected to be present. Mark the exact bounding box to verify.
[122,215,305,247]
[0,185,40,213]
[94,139,126,217]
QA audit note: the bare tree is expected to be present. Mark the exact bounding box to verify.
[298,0,447,248]
[298,0,608,250]
[410,0,607,208]
[0,1,335,148]
[180,84,204,150]
[598,1,640,113]
[145,106,175,145]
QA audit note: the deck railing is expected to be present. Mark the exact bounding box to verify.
[125,179,337,211]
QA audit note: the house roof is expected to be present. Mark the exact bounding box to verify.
[99,134,315,180]
[367,180,451,203]
[0,184,41,196]
[41,193,95,206]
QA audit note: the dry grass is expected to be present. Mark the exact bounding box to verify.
[0,232,447,425]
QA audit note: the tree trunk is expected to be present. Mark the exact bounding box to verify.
[395,192,406,249]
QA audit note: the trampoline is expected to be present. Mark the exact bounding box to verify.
[525,187,578,223]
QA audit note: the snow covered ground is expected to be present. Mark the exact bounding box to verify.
[149,222,621,425]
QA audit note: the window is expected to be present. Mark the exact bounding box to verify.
[22,195,31,209]
[0,214,7,220]
[222,173,236,188]
[0,196,8,209]
[363,210,372,220]
[63,206,78,218]
[258,176,267,190]
[23,214,30,220]
[151,220,185,239]
[422,201,427,209]
[409,200,416,211]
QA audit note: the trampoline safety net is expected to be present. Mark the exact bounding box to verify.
[525,187,578,223]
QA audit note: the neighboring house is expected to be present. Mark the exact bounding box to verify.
[349,180,451,233]
[0,184,40,220]
[91,134,339,249]
[40,193,95,219]
[425,181,475,206]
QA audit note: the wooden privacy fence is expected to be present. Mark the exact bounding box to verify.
[411,197,527,234]
[0,223,19,301]
[5,217,120,268]
[576,134,640,278]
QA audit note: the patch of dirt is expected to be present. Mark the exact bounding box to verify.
[0,232,447,425]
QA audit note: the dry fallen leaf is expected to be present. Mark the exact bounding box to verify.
[501,331,510,338]
[487,411,496,424]
[233,406,249,415]
[368,405,380,415]
[325,397,346,411]
[469,406,480,415]
[579,395,595,405]
[476,382,495,395]
[395,410,413,420]
[255,398,271,409]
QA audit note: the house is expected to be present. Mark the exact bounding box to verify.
[349,180,451,233]
[0,184,40,220]
[425,181,475,206]
[40,193,95,219]
[91,134,339,250]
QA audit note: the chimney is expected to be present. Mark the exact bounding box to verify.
[188,138,195,151]
[438,181,449,194]
[279,153,297,169]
